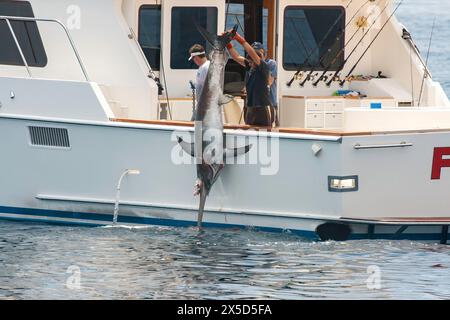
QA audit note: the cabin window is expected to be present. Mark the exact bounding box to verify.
[0,0,47,67]
[283,6,345,71]
[139,5,161,71]
[226,3,246,57]
[171,7,218,69]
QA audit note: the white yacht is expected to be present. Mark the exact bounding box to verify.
[0,0,449,243]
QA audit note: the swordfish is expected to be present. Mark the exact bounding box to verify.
[178,26,251,228]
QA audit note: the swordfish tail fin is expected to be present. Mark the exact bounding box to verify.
[193,20,218,49]
[194,22,238,50]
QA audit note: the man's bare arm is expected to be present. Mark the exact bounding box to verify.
[242,42,261,65]
[228,32,261,66]
[227,45,246,67]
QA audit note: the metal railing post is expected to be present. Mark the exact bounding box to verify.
[5,18,32,78]
[54,20,90,82]
[0,15,90,82]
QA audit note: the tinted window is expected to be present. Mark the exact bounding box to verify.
[226,3,245,57]
[171,7,218,69]
[0,1,47,67]
[139,5,161,71]
[283,6,345,71]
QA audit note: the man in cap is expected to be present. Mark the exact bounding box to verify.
[252,42,279,127]
[188,44,210,121]
[226,33,274,127]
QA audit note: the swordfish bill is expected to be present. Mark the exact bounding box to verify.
[178,25,252,228]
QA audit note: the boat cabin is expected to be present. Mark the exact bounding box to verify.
[1,0,450,133]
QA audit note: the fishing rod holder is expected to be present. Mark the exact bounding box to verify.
[339,78,348,87]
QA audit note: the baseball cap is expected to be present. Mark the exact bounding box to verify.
[251,42,265,51]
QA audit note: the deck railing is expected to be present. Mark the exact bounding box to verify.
[0,15,90,82]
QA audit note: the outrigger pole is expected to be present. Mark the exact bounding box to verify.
[418,17,436,107]
[298,0,374,87]
[286,0,356,87]
[314,0,390,87]
[339,0,404,87]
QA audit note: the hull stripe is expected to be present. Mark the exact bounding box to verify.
[0,206,447,241]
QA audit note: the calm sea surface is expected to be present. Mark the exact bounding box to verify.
[0,0,449,300]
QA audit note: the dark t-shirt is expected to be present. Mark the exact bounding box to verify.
[245,59,272,108]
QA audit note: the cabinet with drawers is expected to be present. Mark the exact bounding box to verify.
[305,99,344,129]
[281,96,396,129]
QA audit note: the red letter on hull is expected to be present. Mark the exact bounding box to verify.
[432,147,450,180]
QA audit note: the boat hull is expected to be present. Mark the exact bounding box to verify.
[0,115,449,242]
[0,204,447,242]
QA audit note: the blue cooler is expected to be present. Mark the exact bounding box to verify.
[370,102,382,109]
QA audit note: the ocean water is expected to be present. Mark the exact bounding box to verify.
[0,1,449,300]
[0,222,448,300]
[396,0,450,96]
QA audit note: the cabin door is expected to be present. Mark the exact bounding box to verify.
[223,0,277,95]
[160,0,226,100]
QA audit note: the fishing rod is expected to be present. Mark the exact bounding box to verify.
[224,0,230,31]
[313,0,390,87]
[339,0,404,87]
[298,0,376,87]
[418,17,436,107]
[286,0,356,87]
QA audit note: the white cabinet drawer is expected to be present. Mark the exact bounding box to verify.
[325,113,343,128]
[325,101,344,112]
[306,101,324,112]
[306,113,324,128]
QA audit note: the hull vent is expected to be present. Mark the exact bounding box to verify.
[29,126,70,148]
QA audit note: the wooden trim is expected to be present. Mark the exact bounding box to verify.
[282,95,306,99]
[263,0,276,59]
[111,118,194,127]
[282,95,395,100]
[161,98,193,102]
[110,118,369,136]
[110,119,450,137]
[278,128,370,136]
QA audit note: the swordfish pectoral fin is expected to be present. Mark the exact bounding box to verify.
[224,144,253,159]
[177,136,195,157]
